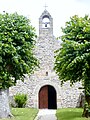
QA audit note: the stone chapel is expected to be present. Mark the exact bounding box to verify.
[9,9,83,109]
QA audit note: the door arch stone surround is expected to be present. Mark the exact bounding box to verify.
[32,81,61,108]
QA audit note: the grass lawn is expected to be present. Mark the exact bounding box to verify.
[0,108,38,120]
[56,108,90,120]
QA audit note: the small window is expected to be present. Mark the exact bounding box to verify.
[46,71,48,76]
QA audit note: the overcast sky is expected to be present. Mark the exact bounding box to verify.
[0,0,90,37]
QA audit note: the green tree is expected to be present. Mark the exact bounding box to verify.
[0,12,38,118]
[54,15,90,117]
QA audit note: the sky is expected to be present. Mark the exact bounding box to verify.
[0,0,90,37]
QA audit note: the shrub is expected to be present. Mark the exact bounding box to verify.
[14,93,27,108]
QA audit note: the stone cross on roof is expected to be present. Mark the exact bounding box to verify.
[44,4,48,10]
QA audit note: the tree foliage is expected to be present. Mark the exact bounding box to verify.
[55,40,90,86]
[54,15,90,117]
[0,13,39,89]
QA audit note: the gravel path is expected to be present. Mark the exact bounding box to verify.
[34,109,57,120]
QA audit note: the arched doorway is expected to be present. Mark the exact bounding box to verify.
[39,85,57,109]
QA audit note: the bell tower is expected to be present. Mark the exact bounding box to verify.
[39,9,53,36]
[37,9,55,72]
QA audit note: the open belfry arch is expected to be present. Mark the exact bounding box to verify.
[9,9,83,109]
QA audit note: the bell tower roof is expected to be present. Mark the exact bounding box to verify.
[39,9,52,19]
[39,9,53,36]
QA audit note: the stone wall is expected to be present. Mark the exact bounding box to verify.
[9,34,83,108]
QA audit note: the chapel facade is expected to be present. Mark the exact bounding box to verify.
[9,9,83,109]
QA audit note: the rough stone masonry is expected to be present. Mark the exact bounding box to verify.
[9,9,83,109]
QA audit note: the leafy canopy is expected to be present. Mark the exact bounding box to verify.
[54,15,90,117]
[0,13,39,89]
[54,15,90,89]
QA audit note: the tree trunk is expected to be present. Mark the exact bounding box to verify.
[82,79,90,118]
[82,95,90,118]
[0,89,12,118]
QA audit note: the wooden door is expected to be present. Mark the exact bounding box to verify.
[39,86,48,109]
